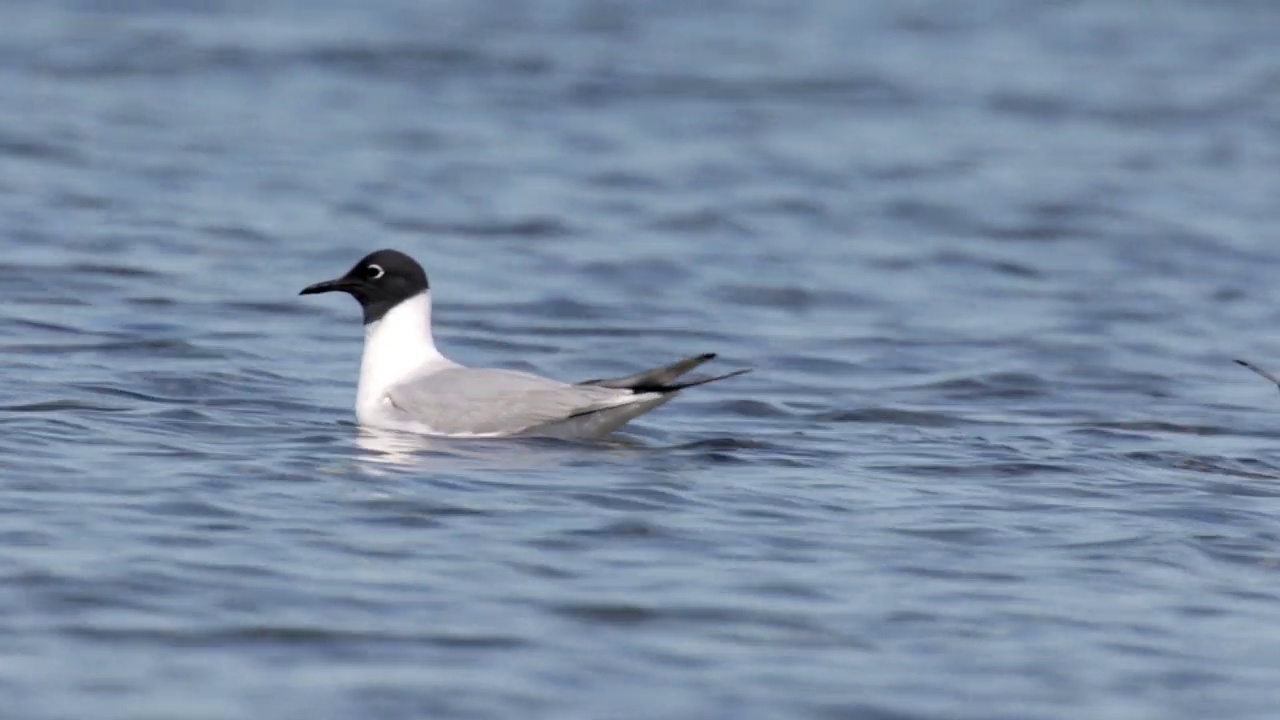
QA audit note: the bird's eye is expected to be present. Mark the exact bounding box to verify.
[365,264,384,280]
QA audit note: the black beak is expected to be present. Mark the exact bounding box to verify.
[299,278,357,295]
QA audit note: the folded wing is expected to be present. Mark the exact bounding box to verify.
[385,366,639,436]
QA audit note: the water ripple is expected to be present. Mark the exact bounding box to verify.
[3,1,1280,719]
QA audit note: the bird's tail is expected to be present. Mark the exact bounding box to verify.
[578,353,750,393]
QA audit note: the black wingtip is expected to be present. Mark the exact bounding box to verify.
[1234,359,1250,367]
[641,367,751,393]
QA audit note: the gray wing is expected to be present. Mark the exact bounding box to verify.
[384,366,639,436]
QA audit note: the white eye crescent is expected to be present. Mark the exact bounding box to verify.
[366,264,384,280]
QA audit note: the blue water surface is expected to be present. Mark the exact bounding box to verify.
[3,1,1280,718]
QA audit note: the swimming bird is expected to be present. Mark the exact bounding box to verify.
[300,249,749,439]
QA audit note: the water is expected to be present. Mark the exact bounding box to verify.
[3,0,1280,717]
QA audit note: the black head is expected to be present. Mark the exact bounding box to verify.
[299,249,430,324]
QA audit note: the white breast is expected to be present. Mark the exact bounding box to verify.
[355,291,452,423]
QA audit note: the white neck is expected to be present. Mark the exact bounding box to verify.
[356,292,449,412]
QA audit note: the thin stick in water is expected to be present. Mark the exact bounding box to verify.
[1235,358,1280,392]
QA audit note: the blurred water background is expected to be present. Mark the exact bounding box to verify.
[3,1,1280,718]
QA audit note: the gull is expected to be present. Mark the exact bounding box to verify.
[300,249,749,439]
